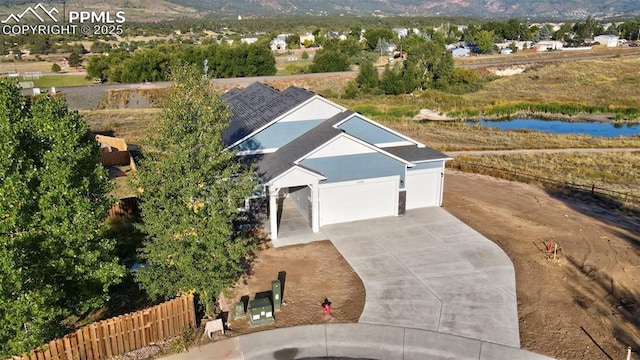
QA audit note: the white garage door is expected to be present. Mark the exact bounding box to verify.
[406,169,441,209]
[319,177,398,226]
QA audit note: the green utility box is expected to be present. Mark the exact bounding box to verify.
[272,280,282,310]
[248,298,274,326]
[234,301,246,320]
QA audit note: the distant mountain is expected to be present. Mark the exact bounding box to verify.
[2,0,638,20]
[0,0,201,22]
[166,0,640,19]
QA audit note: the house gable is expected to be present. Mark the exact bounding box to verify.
[267,165,326,188]
[221,83,315,147]
[301,153,407,185]
[336,114,420,148]
[234,97,344,154]
[298,133,412,185]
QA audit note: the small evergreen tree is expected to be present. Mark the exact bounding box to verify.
[68,50,81,68]
[356,59,379,92]
[51,63,61,72]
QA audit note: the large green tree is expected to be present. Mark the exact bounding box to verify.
[475,30,496,54]
[134,65,257,316]
[364,27,396,51]
[404,34,454,90]
[309,50,350,73]
[0,79,124,357]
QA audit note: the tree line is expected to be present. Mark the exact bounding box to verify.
[86,42,277,83]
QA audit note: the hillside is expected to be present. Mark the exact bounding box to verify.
[165,0,640,19]
[0,0,200,21]
[3,0,639,19]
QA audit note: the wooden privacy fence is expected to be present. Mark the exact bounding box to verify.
[13,294,196,360]
[450,160,640,211]
[108,197,139,219]
[100,151,131,167]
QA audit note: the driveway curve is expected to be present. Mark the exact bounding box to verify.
[322,207,520,347]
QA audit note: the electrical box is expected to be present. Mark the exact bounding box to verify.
[272,279,282,310]
[234,301,246,320]
[248,298,274,326]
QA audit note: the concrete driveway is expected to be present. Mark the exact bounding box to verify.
[321,207,520,348]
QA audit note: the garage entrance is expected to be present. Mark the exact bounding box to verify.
[319,176,399,226]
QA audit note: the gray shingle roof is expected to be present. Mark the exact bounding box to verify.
[254,111,354,182]
[384,145,452,162]
[221,82,314,146]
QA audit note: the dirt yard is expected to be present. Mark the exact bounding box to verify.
[444,170,640,360]
[219,240,365,336]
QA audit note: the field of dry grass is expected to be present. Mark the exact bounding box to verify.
[82,108,161,145]
[454,151,640,198]
[466,56,640,108]
[336,53,640,117]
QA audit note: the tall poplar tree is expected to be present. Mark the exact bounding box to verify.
[134,65,257,316]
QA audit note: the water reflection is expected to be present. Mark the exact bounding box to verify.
[467,118,640,137]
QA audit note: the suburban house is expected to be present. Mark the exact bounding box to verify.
[532,40,564,52]
[270,37,287,51]
[221,83,452,240]
[593,34,619,47]
[495,40,532,51]
[449,46,471,57]
[392,28,409,38]
[300,33,315,47]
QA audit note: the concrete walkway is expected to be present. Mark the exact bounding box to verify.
[322,207,520,347]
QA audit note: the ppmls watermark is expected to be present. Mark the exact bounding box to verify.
[1,3,125,36]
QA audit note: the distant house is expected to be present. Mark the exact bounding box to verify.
[270,38,287,51]
[241,37,258,45]
[495,41,532,51]
[450,47,471,57]
[325,32,347,41]
[300,33,315,47]
[593,34,619,47]
[393,28,409,38]
[532,40,563,52]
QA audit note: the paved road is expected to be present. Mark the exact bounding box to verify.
[448,147,640,157]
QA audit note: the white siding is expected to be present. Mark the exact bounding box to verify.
[306,136,376,159]
[278,98,343,122]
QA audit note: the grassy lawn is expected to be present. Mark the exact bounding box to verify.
[34,74,92,88]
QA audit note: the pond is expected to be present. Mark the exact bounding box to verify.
[467,118,640,137]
